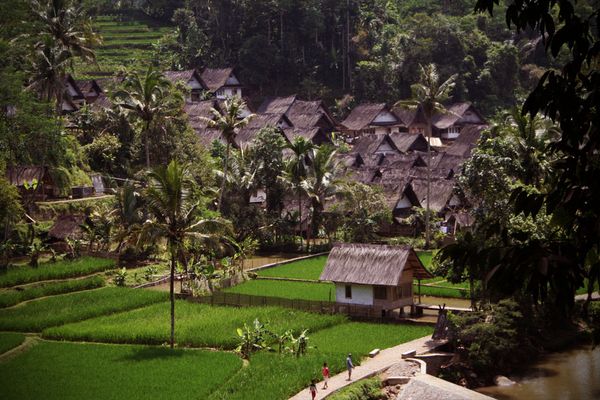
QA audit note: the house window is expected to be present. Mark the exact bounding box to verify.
[345,285,352,299]
[191,91,200,102]
[373,286,387,300]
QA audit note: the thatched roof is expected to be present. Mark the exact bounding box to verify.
[351,134,399,157]
[388,132,429,153]
[341,103,401,131]
[445,125,486,157]
[200,67,239,91]
[410,178,457,212]
[164,69,204,88]
[257,95,297,114]
[89,93,112,111]
[283,127,330,144]
[48,214,85,240]
[286,100,337,129]
[320,243,432,285]
[185,100,220,130]
[6,166,47,186]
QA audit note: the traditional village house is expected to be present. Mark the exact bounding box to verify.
[75,79,103,103]
[200,67,244,99]
[184,100,224,147]
[6,166,59,199]
[235,113,293,148]
[320,243,432,314]
[340,103,406,140]
[164,69,207,102]
[393,102,486,142]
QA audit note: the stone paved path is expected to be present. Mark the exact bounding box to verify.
[289,335,445,400]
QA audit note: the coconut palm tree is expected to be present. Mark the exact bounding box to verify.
[281,137,315,249]
[27,38,72,109]
[114,68,180,169]
[202,97,255,212]
[301,144,339,249]
[143,160,230,349]
[395,63,456,248]
[31,0,99,63]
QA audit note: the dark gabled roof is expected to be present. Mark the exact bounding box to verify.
[75,79,102,97]
[320,243,432,285]
[445,125,487,157]
[164,69,204,87]
[6,166,47,186]
[381,153,426,169]
[388,132,429,153]
[409,178,457,212]
[257,95,297,114]
[65,74,85,100]
[200,67,239,91]
[409,166,455,180]
[94,76,124,93]
[392,105,427,126]
[283,127,330,144]
[346,166,381,184]
[286,100,337,129]
[89,93,112,111]
[341,103,401,131]
[351,134,400,157]
[185,100,220,130]
[48,214,85,240]
[429,152,466,170]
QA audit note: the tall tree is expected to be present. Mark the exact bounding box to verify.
[396,63,456,248]
[302,144,339,248]
[282,137,314,248]
[114,68,180,169]
[202,96,254,212]
[143,160,228,348]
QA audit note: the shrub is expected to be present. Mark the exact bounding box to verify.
[328,377,385,400]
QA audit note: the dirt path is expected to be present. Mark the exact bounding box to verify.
[0,335,38,362]
[289,335,446,400]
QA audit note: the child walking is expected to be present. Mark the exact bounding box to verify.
[322,362,330,389]
[309,380,318,400]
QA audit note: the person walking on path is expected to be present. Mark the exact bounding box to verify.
[309,380,318,400]
[346,353,354,380]
[322,362,330,389]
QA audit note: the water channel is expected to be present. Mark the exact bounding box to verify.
[477,345,600,400]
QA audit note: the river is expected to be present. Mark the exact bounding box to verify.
[477,346,600,400]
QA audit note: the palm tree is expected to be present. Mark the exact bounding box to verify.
[395,64,456,248]
[202,97,255,212]
[281,137,315,249]
[302,144,339,249]
[28,0,99,110]
[114,68,180,169]
[143,160,229,349]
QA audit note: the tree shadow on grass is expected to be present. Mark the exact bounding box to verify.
[118,346,187,362]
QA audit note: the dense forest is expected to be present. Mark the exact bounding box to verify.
[79,0,593,114]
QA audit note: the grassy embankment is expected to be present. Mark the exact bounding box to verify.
[0,257,115,288]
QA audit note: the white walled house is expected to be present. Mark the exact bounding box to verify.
[341,103,406,140]
[164,70,207,102]
[201,68,243,99]
[320,243,432,311]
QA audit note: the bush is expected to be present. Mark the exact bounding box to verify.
[328,378,385,400]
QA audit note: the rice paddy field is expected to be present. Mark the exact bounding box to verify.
[0,287,167,331]
[0,275,105,308]
[256,255,328,280]
[0,333,25,354]
[223,279,335,301]
[44,301,346,349]
[74,12,174,79]
[0,341,242,400]
[0,257,115,288]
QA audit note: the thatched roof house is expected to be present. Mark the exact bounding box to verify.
[200,67,243,99]
[48,214,85,241]
[341,103,405,138]
[164,69,207,101]
[320,243,432,310]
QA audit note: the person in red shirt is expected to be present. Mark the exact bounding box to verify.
[322,362,330,389]
[309,380,318,399]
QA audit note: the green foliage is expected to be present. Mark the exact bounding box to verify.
[328,377,385,400]
[113,267,128,287]
[0,287,167,331]
[37,196,117,219]
[257,256,327,281]
[0,257,115,288]
[43,301,346,348]
[0,275,105,308]
[0,178,23,243]
[0,332,25,354]
[447,299,534,382]
[0,341,241,400]
[223,280,335,302]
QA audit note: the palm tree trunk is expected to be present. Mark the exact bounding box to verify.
[425,119,432,249]
[170,246,176,349]
[218,143,231,212]
[298,187,303,250]
[145,121,151,169]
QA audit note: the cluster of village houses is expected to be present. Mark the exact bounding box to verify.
[9,67,488,237]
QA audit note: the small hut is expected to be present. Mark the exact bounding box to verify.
[320,243,432,311]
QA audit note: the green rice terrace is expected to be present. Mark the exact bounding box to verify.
[74,11,174,79]
[0,255,434,399]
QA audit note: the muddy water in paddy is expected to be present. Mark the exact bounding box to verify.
[477,346,600,400]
